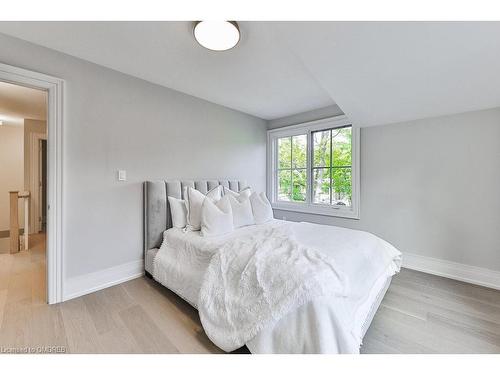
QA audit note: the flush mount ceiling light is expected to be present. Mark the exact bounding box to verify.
[193,21,240,51]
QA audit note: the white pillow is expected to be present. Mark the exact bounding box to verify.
[249,192,273,224]
[185,186,223,231]
[223,186,252,199]
[226,195,254,228]
[183,185,222,202]
[200,196,233,237]
[167,196,187,228]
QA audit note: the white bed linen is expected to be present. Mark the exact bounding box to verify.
[199,223,349,351]
[153,224,266,307]
[153,220,401,353]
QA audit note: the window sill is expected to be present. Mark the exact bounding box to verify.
[271,202,360,220]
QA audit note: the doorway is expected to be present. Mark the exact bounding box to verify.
[0,62,64,304]
[0,81,48,307]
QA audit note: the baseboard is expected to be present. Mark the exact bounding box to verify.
[403,252,500,290]
[63,259,144,301]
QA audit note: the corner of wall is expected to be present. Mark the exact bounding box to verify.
[267,104,345,130]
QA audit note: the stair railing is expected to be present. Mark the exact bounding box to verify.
[9,190,30,253]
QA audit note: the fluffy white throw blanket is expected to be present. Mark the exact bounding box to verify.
[198,224,348,352]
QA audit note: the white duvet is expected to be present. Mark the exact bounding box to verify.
[153,220,401,354]
[199,223,348,351]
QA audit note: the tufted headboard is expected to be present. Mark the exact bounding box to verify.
[143,179,247,253]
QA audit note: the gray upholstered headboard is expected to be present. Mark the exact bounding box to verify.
[143,179,247,253]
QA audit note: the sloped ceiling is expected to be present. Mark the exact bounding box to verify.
[1,21,500,126]
[273,21,500,126]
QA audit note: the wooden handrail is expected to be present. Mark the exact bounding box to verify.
[9,190,30,253]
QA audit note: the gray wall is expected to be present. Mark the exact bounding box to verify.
[0,33,267,279]
[270,107,500,272]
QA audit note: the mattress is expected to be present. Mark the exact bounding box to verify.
[150,220,400,353]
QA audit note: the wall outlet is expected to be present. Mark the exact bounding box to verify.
[117,170,127,181]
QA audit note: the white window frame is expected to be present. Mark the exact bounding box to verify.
[267,115,360,219]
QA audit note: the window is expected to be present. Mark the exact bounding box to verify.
[267,116,359,219]
[312,126,352,206]
[277,135,307,202]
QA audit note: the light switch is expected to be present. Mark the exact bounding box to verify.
[118,170,127,181]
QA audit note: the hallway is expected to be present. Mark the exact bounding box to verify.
[0,233,52,352]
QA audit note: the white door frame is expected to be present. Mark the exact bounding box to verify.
[0,62,64,304]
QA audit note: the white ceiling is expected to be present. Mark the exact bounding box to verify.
[0,22,334,121]
[0,81,47,126]
[1,22,500,126]
[272,22,500,126]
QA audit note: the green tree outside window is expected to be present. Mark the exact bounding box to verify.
[277,126,352,206]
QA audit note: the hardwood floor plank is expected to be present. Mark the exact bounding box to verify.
[82,290,123,335]
[59,298,102,353]
[362,321,437,354]
[360,334,402,354]
[0,289,7,331]
[384,286,500,341]
[82,285,142,353]
[0,254,14,291]
[6,271,32,304]
[31,262,46,306]
[426,312,500,348]
[118,304,179,353]
[389,281,500,324]
[102,284,135,312]
[366,305,471,353]
[95,320,142,354]
[0,297,33,348]
[381,289,428,320]
[396,268,500,307]
[123,278,221,353]
[30,304,68,350]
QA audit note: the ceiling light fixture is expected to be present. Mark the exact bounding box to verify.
[193,21,240,51]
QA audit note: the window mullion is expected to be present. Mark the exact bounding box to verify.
[274,138,279,202]
[329,129,333,205]
[289,137,293,200]
[306,129,312,205]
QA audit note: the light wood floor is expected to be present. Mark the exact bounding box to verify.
[1,237,499,354]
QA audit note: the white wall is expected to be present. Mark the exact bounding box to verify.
[0,33,267,285]
[0,125,24,231]
[269,107,500,272]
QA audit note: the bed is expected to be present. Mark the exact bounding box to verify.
[144,179,402,354]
